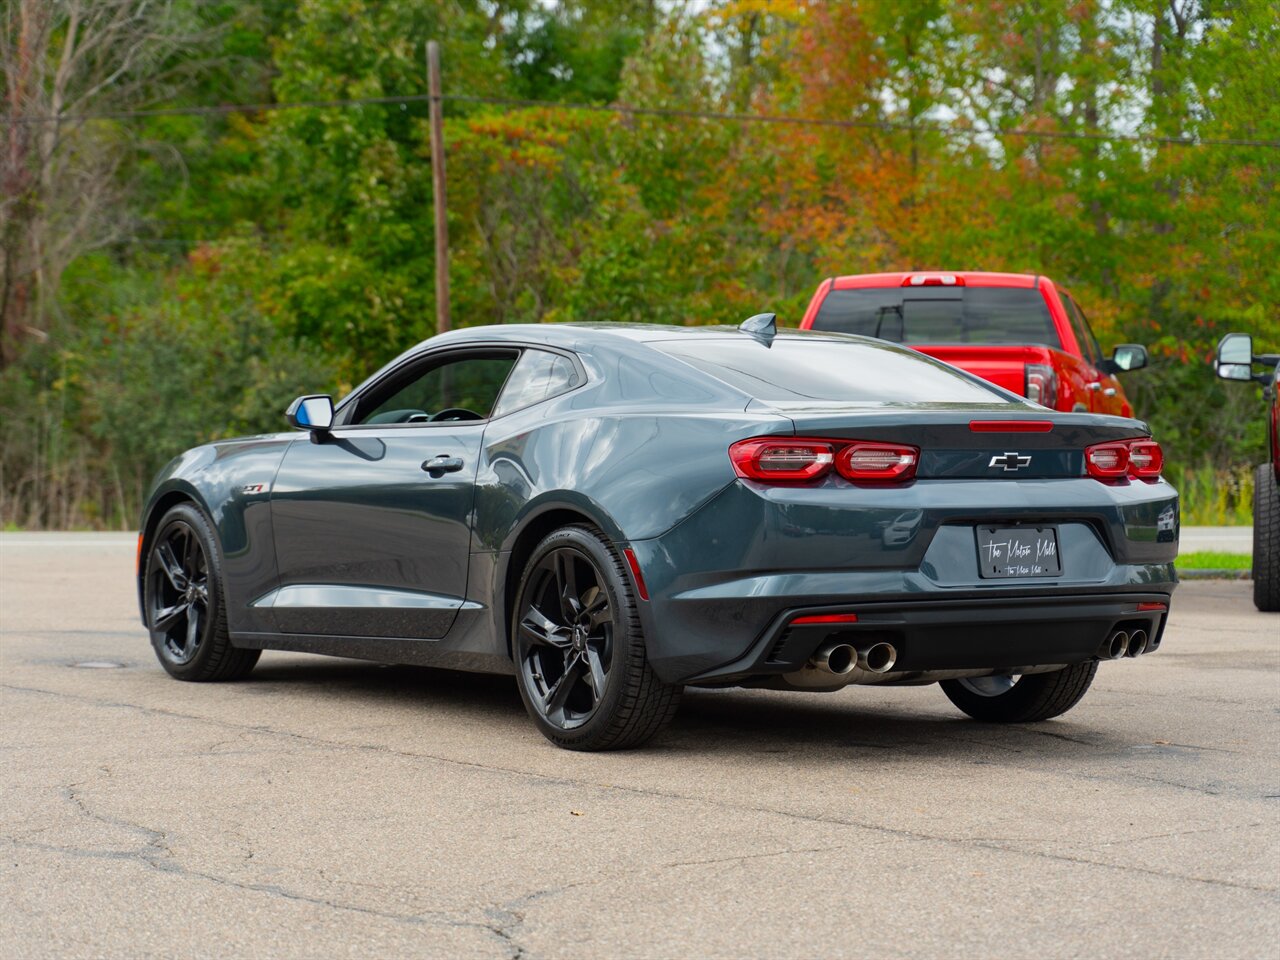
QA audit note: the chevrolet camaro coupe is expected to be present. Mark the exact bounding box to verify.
[137,317,1179,750]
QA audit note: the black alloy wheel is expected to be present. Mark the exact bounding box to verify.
[513,526,680,750]
[518,547,615,730]
[145,503,260,682]
[148,519,210,665]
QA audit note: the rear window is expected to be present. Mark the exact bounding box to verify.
[811,286,1061,348]
[652,337,1010,404]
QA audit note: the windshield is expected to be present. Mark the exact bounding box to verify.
[652,336,1012,404]
[810,286,1061,348]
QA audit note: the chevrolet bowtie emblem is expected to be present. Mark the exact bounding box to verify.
[989,452,1032,471]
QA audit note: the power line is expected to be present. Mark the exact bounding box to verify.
[2,91,1277,149]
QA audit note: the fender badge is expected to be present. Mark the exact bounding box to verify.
[242,483,268,494]
[988,452,1032,472]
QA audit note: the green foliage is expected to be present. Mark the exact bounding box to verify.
[1177,551,1252,570]
[2,0,1277,527]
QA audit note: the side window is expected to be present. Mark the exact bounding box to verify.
[355,351,518,425]
[1072,297,1106,366]
[1060,293,1101,365]
[492,349,581,418]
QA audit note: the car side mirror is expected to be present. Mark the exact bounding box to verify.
[1105,344,1148,374]
[285,395,334,433]
[1215,333,1254,381]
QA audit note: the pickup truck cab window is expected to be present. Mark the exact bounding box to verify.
[811,286,1062,348]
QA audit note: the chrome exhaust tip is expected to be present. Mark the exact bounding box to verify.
[1126,629,1149,657]
[813,642,857,675]
[857,642,897,674]
[1100,630,1129,660]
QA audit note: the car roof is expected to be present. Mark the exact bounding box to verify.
[829,271,1043,290]
[424,322,856,349]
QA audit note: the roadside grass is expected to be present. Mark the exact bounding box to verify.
[1167,463,1254,525]
[1177,551,1251,570]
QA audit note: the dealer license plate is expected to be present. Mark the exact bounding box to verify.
[975,526,1062,579]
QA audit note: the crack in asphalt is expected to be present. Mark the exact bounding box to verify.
[21,762,588,957]
[4,681,1276,899]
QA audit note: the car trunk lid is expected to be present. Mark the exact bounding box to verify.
[747,402,1148,479]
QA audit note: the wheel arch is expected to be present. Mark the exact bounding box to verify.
[136,483,213,620]
[499,502,621,660]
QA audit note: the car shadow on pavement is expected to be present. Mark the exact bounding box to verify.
[237,658,1132,760]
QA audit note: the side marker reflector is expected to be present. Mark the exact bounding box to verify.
[1136,602,1168,612]
[623,547,649,601]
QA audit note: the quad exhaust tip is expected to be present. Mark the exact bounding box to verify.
[811,641,898,675]
[858,642,897,674]
[1126,629,1149,657]
[813,642,857,675]
[1100,630,1129,660]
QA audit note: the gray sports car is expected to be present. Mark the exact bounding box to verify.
[137,317,1179,750]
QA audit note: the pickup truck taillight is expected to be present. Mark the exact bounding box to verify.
[730,438,919,484]
[1025,364,1058,407]
[1085,438,1164,482]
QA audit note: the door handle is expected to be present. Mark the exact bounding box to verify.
[421,455,464,476]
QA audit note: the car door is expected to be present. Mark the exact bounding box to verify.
[266,347,520,639]
[1061,292,1124,414]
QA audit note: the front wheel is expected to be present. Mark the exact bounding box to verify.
[512,525,681,750]
[940,662,1097,723]
[144,503,260,682]
[1253,463,1280,612]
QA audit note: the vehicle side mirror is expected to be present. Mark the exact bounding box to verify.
[285,395,334,433]
[1105,344,1148,374]
[1215,333,1254,381]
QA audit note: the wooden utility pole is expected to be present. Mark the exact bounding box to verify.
[427,40,450,333]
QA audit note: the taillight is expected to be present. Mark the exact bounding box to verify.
[1025,364,1059,408]
[836,442,918,482]
[1085,438,1164,482]
[1127,440,1163,479]
[729,437,919,484]
[729,438,835,482]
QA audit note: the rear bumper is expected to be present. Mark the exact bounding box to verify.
[629,476,1178,684]
[684,592,1170,683]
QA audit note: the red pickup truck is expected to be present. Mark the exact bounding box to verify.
[800,271,1147,416]
[1215,332,1280,611]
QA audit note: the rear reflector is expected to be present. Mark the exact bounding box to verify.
[1136,602,1168,612]
[791,613,859,625]
[969,420,1054,433]
[623,548,649,601]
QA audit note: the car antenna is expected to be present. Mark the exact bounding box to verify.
[739,312,777,344]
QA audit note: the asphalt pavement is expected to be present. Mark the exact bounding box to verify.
[1,533,1277,959]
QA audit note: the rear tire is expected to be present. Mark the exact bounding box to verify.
[1253,463,1280,612]
[144,503,260,682]
[512,525,681,750]
[940,662,1097,723]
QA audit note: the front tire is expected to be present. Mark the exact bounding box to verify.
[940,662,1097,723]
[1253,463,1280,612]
[512,525,680,750]
[144,503,260,682]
